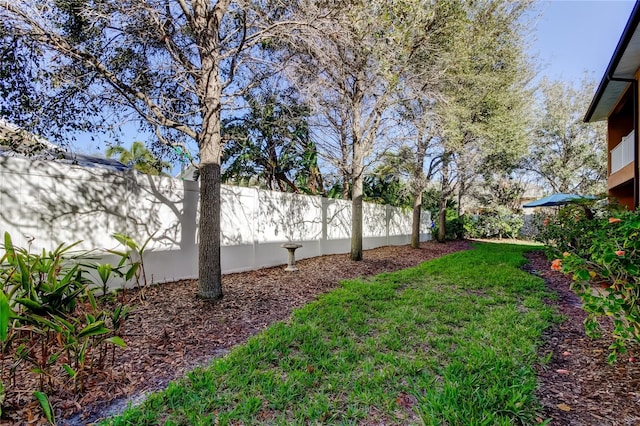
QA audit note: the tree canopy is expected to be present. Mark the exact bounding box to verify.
[221,88,323,193]
[0,0,607,284]
[526,78,607,195]
[0,0,311,299]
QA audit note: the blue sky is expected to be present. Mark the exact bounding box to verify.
[83,1,639,156]
[531,0,636,84]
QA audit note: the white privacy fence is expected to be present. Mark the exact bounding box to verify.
[0,156,432,288]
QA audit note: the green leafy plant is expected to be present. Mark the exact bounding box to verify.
[94,263,114,296]
[463,207,524,239]
[0,232,130,420]
[433,208,465,241]
[108,232,155,290]
[34,390,55,425]
[539,202,640,362]
[0,379,4,417]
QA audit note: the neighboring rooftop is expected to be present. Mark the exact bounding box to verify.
[0,119,130,172]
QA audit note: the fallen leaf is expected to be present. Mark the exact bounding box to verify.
[396,392,418,409]
[562,351,571,356]
[557,403,571,412]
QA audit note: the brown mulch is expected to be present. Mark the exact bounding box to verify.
[4,242,640,425]
[525,251,640,426]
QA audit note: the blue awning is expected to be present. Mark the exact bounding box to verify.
[522,193,596,208]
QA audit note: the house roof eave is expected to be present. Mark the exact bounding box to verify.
[584,1,640,123]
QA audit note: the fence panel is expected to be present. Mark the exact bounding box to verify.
[0,156,431,287]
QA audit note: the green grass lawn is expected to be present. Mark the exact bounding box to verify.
[104,242,557,425]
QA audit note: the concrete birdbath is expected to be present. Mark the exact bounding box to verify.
[281,243,303,271]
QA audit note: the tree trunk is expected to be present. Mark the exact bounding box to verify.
[411,190,422,248]
[437,153,450,243]
[195,10,225,299]
[342,170,351,200]
[350,79,365,261]
[411,136,428,249]
[197,110,223,300]
[197,160,223,300]
[437,195,446,243]
[351,167,363,260]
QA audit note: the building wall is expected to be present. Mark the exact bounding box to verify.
[0,156,431,289]
[607,83,636,210]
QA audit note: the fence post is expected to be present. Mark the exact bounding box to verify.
[252,186,260,271]
[320,196,328,257]
[385,204,392,246]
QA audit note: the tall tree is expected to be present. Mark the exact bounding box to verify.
[471,174,527,212]
[526,78,607,194]
[362,152,414,208]
[290,0,437,260]
[391,5,448,248]
[387,0,533,244]
[434,0,534,241]
[106,141,171,175]
[0,1,309,300]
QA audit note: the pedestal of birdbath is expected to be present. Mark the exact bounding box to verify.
[281,243,303,271]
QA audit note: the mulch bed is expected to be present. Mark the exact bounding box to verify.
[3,242,640,425]
[525,251,640,425]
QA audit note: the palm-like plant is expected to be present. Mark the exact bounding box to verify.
[221,89,323,194]
[106,141,171,176]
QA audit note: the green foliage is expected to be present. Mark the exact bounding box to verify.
[0,290,8,342]
[538,202,640,361]
[33,390,55,425]
[434,209,464,241]
[222,88,323,194]
[534,201,620,255]
[0,232,130,420]
[526,78,607,194]
[105,141,171,176]
[0,17,100,147]
[422,188,455,217]
[108,232,155,290]
[438,1,533,175]
[474,176,527,213]
[363,174,410,208]
[464,207,524,239]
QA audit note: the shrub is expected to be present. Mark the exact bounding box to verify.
[533,201,615,256]
[433,208,465,240]
[538,202,640,362]
[463,207,523,239]
[446,215,465,240]
[0,232,130,423]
